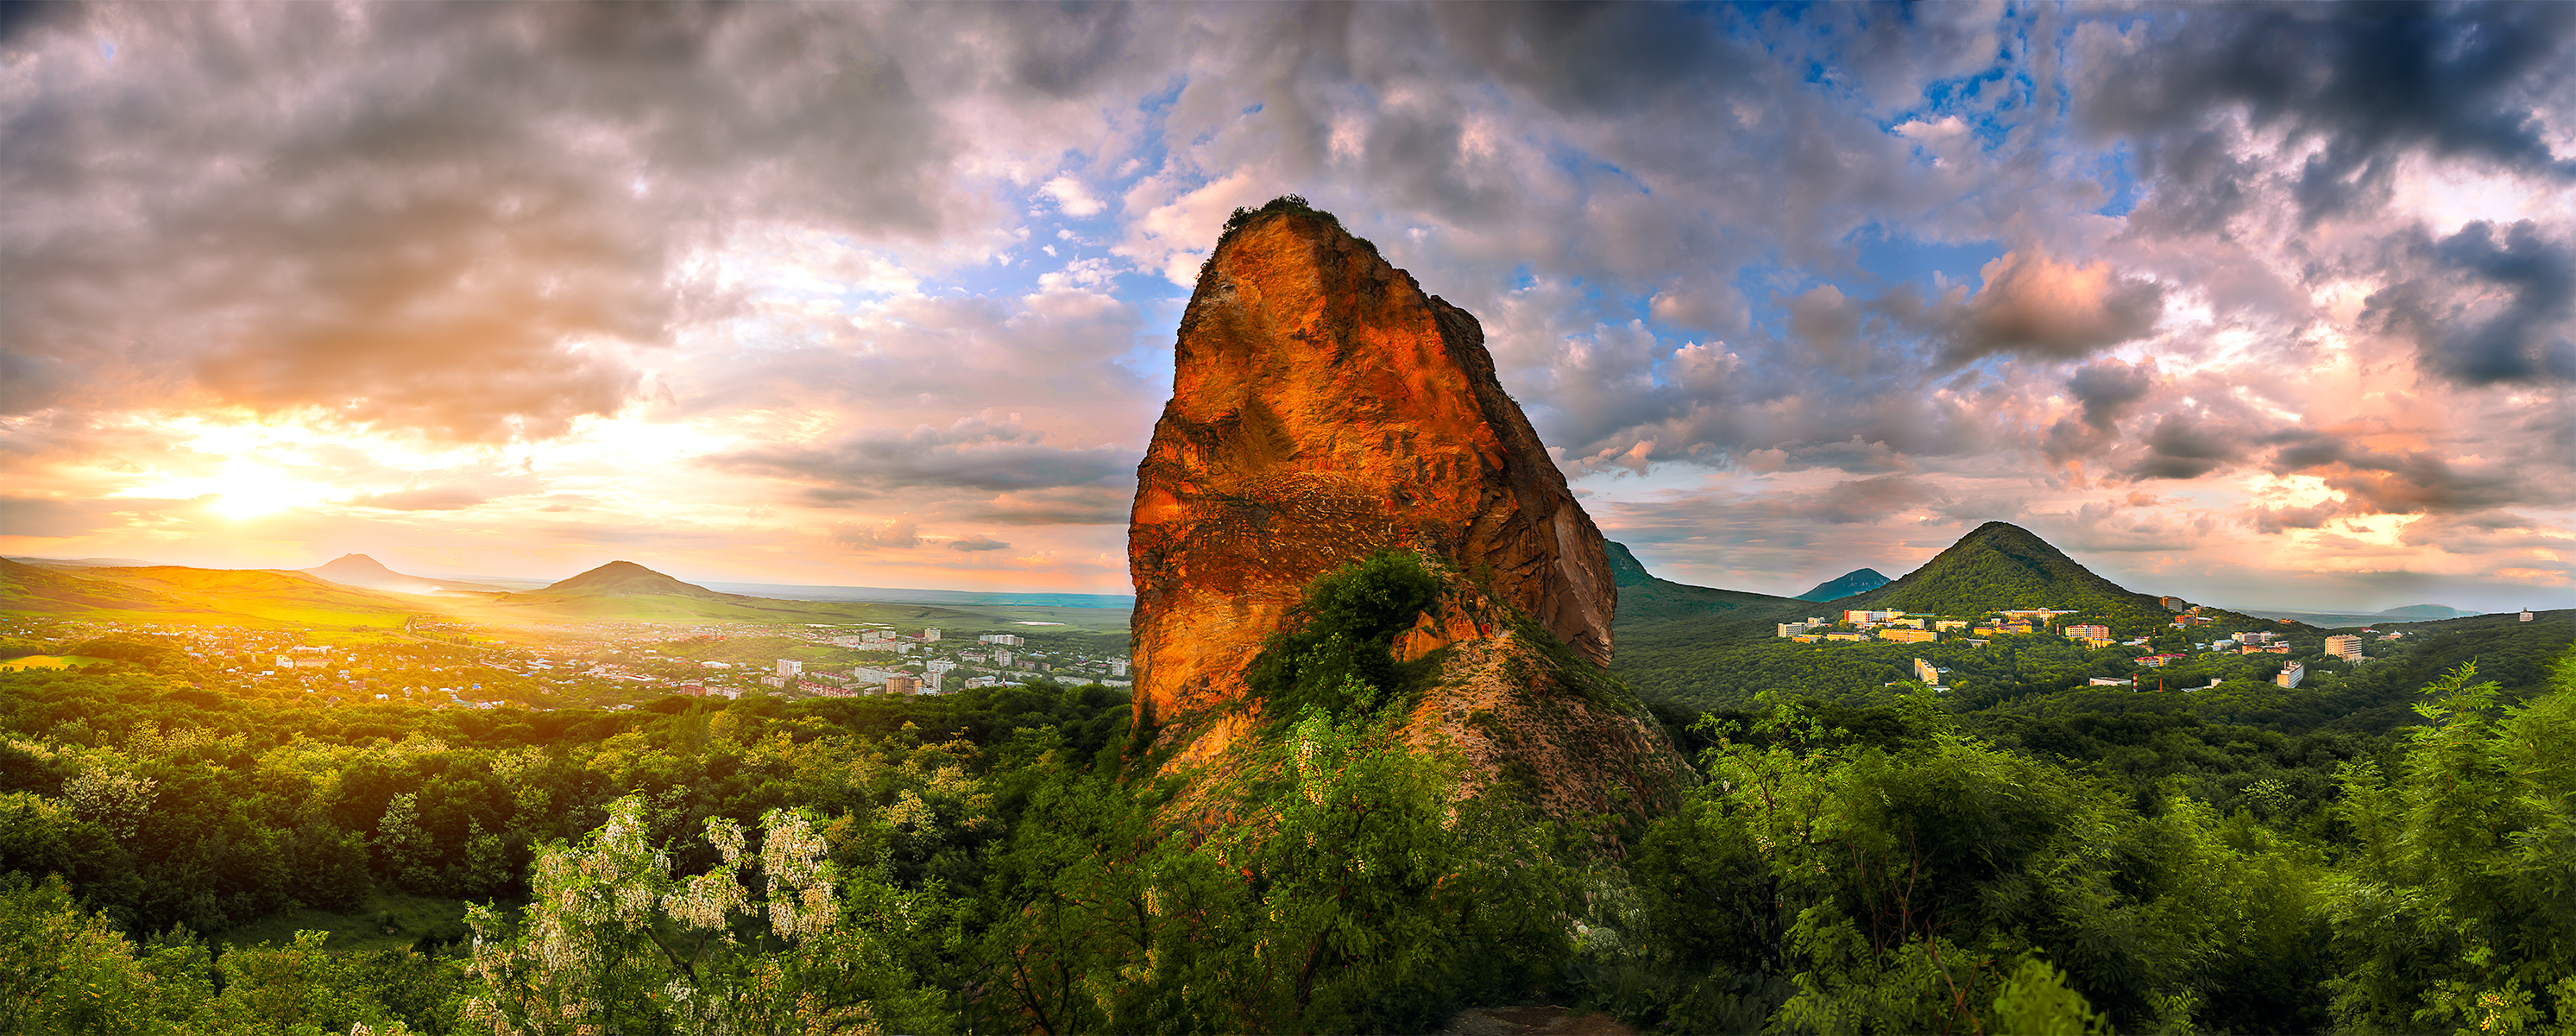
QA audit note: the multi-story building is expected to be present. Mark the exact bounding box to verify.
[979,634,1025,647]
[992,648,1014,666]
[2324,635,2365,660]
[1879,628,1937,643]
[2276,661,2306,688]
[1935,620,1969,632]
[777,659,803,678]
[1843,610,1900,626]
[923,628,942,641]
[1776,622,1812,638]
[1109,657,1131,677]
[2134,654,2188,668]
[2065,624,2111,641]
[885,675,920,695]
[1912,658,1943,685]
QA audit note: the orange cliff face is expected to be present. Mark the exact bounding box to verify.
[1126,208,1616,730]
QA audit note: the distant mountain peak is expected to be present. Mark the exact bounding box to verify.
[543,561,725,598]
[304,553,441,594]
[2377,603,2465,619]
[1795,568,1891,602]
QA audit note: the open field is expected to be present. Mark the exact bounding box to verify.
[217,891,473,953]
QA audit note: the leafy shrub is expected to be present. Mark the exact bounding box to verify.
[1244,551,1441,718]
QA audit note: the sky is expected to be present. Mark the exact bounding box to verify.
[2,2,2573,614]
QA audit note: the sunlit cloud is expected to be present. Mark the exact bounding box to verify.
[0,3,2569,610]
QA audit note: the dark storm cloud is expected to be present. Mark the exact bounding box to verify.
[2126,414,2241,481]
[2082,1,2576,226]
[2066,358,2156,431]
[710,412,1131,503]
[2368,220,2576,385]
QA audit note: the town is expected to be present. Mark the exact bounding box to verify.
[1769,600,2447,693]
[0,614,1132,713]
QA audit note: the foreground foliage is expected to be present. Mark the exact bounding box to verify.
[3,609,2573,1032]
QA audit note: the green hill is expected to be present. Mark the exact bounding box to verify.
[2,560,417,631]
[536,560,733,599]
[0,556,180,612]
[1606,542,1810,629]
[1795,568,1892,602]
[1842,521,2167,628]
[452,561,1132,635]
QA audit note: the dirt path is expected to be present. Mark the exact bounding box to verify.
[1438,1004,1639,1036]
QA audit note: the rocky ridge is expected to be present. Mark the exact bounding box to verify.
[1126,200,1686,826]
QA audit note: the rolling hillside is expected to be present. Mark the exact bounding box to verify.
[450,561,1131,635]
[1605,542,1810,629]
[0,560,417,630]
[1795,568,1892,602]
[1840,521,2170,625]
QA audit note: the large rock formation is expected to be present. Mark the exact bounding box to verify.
[1127,202,1685,826]
[1130,205,1616,726]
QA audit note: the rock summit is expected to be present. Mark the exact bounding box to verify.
[1126,199,1682,827]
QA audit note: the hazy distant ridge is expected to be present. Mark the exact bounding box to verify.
[705,583,1134,610]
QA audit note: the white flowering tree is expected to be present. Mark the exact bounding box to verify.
[459,796,944,1036]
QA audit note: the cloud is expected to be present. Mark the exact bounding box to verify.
[2368,220,2576,385]
[959,488,1133,526]
[830,518,919,549]
[1945,251,2164,364]
[2126,414,2242,481]
[709,410,1133,503]
[1787,476,1943,525]
[2079,3,2576,226]
[2065,358,2157,431]
[948,534,1010,553]
[0,495,187,539]
[338,486,490,512]
[1039,177,1106,218]
[0,3,969,439]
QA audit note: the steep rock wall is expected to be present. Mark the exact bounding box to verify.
[1128,210,1616,730]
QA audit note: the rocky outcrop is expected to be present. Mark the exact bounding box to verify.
[1129,205,1616,728]
[1126,202,1684,829]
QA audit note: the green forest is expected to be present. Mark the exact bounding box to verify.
[2,571,2573,1033]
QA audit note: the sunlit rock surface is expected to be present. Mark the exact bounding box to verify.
[1127,205,1684,829]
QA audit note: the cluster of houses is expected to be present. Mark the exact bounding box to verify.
[1777,608,2084,647]
[674,626,1131,702]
